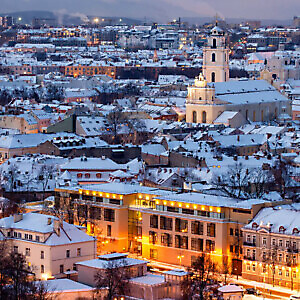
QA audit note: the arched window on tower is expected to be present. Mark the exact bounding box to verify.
[192,111,197,123]
[202,111,207,123]
[212,38,217,49]
[211,72,215,83]
[212,53,216,62]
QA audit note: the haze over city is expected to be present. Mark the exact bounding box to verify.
[1,0,299,21]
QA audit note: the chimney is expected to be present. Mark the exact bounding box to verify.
[101,156,106,160]
[53,219,61,236]
[237,135,240,142]
[13,213,23,223]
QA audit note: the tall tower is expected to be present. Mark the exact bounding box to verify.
[203,26,229,83]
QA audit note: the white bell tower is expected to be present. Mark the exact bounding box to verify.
[203,25,229,83]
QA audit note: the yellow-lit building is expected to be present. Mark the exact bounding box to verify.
[55,183,287,272]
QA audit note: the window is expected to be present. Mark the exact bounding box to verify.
[279,253,283,262]
[161,233,172,247]
[262,237,267,246]
[14,246,18,253]
[150,215,158,229]
[230,228,234,236]
[77,248,81,257]
[160,216,173,231]
[286,270,290,277]
[175,235,188,249]
[66,250,70,258]
[246,264,250,271]
[191,238,203,251]
[104,208,115,222]
[150,248,158,259]
[90,207,101,219]
[246,234,250,242]
[192,111,197,123]
[60,264,64,273]
[77,173,82,178]
[206,240,215,252]
[278,269,282,276]
[84,173,90,178]
[202,110,207,123]
[41,265,45,274]
[212,53,216,62]
[175,218,188,233]
[73,264,77,271]
[272,239,276,246]
[207,223,216,237]
[286,241,290,248]
[29,235,32,240]
[107,225,111,237]
[252,264,256,271]
[211,72,215,83]
[96,173,102,178]
[279,239,283,247]
[25,233,29,239]
[41,251,44,259]
[212,38,217,48]
[25,248,30,256]
[36,236,40,242]
[149,231,158,244]
[191,221,203,235]
[253,249,256,259]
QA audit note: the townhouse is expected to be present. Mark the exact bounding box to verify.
[242,204,300,290]
[0,212,96,279]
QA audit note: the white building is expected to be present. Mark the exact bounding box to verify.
[0,212,96,279]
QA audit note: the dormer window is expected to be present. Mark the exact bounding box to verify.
[293,228,299,234]
[252,222,258,229]
[279,226,285,233]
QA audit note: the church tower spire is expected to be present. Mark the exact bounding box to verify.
[202,26,229,83]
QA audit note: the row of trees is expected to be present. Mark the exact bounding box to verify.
[212,160,295,200]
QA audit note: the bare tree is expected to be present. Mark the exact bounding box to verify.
[36,165,56,203]
[4,162,20,193]
[180,253,219,300]
[221,255,232,285]
[94,259,130,300]
[106,108,129,143]
[213,162,270,199]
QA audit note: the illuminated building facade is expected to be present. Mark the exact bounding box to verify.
[55,183,285,272]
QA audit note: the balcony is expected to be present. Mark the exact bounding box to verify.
[243,241,256,247]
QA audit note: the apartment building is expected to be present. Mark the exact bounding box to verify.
[242,205,300,290]
[55,182,286,273]
[0,212,96,279]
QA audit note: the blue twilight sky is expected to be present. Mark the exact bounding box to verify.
[1,0,299,21]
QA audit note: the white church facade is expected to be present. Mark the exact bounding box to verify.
[186,26,292,127]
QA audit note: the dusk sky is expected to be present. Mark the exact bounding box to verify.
[1,0,299,21]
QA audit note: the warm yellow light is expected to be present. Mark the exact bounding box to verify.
[179,203,182,207]
[99,192,103,196]
[41,274,48,281]
[171,202,174,206]
[86,191,89,195]
[106,193,109,198]
[139,217,142,221]
[119,195,123,200]
[217,207,221,213]
[146,195,150,200]
[201,206,205,210]
[94,18,99,23]
[275,265,278,269]
[156,200,160,205]
[186,204,190,208]
[113,194,116,198]
[79,189,82,194]
[92,191,96,196]
[193,205,197,209]
[138,194,142,199]
[209,207,213,212]
[163,201,167,205]
[282,266,285,270]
